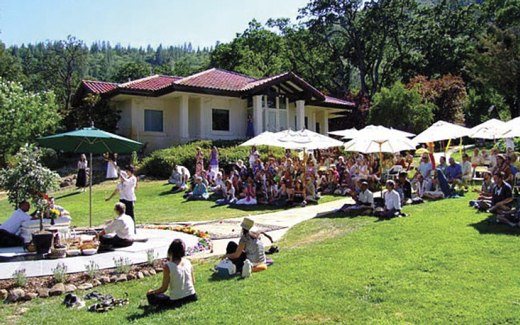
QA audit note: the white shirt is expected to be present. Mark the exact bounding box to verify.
[358,189,374,208]
[118,174,137,201]
[0,209,32,234]
[105,213,134,240]
[462,161,472,177]
[384,190,401,210]
[167,259,196,300]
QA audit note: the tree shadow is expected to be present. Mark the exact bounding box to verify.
[469,215,520,236]
[54,192,81,200]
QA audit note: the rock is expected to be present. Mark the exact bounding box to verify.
[37,288,49,298]
[149,269,156,276]
[8,288,25,302]
[49,283,65,296]
[154,267,163,273]
[0,289,8,301]
[142,270,150,277]
[64,284,77,293]
[24,293,38,301]
[91,279,101,287]
[100,276,111,284]
[137,272,144,279]
[127,273,136,281]
[18,307,29,314]
[110,275,118,283]
[77,283,93,291]
[116,275,127,282]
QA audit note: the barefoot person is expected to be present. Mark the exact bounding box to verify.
[147,239,197,309]
[97,202,134,248]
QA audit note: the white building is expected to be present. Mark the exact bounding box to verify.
[75,68,354,151]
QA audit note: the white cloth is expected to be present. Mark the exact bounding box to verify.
[105,213,134,240]
[235,197,257,205]
[0,209,32,235]
[118,174,137,201]
[106,161,118,179]
[384,190,401,210]
[78,160,88,169]
[462,161,473,180]
[167,259,196,300]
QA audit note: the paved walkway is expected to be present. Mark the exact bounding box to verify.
[0,197,353,280]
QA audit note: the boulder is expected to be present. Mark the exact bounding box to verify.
[37,288,49,298]
[149,269,156,276]
[0,289,8,301]
[77,283,93,291]
[142,270,150,277]
[154,267,163,273]
[49,283,65,296]
[91,279,102,287]
[64,284,77,293]
[24,293,38,301]
[100,276,111,284]
[127,273,136,281]
[116,275,127,282]
[137,272,144,279]
[110,275,118,283]
[8,288,25,302]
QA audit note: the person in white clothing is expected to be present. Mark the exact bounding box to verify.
[97,202,134,248]
[147,238,197,309]
[106,165,137,233]
[0,201,33,247]
[335,181,374,216]
[383,180,402,219]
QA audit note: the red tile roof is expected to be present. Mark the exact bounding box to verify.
[174,68,256,91]
[77,68,355,108]
[119,75,181,91]
[82,81,117,93]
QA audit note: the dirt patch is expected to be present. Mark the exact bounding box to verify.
[288,228,344,248]
[283,314,341,324]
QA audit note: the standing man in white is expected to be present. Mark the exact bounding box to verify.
[106,165,137,233]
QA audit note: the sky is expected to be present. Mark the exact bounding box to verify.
[0,0,309,49]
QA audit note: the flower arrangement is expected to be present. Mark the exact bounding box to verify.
[142,225,212,255]
[49,208,61,219]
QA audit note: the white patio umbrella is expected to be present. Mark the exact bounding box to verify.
[341,125,415,142]
[413,120,469,143]
[500,116,520,138]
[344,137,418,154]
[276,129,344,150]
[239,131,279,147]
[328,127,358,138]
[467,118,507,139]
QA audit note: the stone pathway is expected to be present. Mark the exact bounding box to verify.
[0,197,353,280]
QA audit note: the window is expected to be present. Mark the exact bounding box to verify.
[144,109,163,132]
[212,109,230,131]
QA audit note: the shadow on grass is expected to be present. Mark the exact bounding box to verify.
[54,192,81,200]
[469,215,520,236]
[126,305,168,322]
[208,273,243,282]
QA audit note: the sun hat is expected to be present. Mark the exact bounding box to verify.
[240,217,255,231]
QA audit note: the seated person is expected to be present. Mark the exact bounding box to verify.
[216,180,236,205]
[0,201,33,247]
[47,197,71,220]
[293,179,306,206]
[382,180,402,219]
[224,218,267,274]
[335,181,374,216]
[235,178,257,205]
[396,172,412,205]
[461,153,472,190]
[147,239,197,309]
[445,157,463,189]
[471,171,494,209]
[210,172,226,197]
[413,174,432,198]
[183,177,209,201]
[490,172,514,217]
[169,165,190,193]
[97,202,134,248]
[305,176,319,203]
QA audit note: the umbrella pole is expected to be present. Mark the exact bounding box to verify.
[89,152,92,228]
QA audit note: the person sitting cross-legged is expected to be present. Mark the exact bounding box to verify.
[97,202,134,248]
[382,180,402,219]
[489,172,514,222]
[445,157,463,190]
[335,181,374,216]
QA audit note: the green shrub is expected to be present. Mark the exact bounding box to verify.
[137,140,285,178]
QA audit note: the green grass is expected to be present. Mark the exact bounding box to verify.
[0,180,342,227]
[3,190,520,324]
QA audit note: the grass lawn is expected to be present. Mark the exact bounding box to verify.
[3,190,520,324]
[0,180,342,227]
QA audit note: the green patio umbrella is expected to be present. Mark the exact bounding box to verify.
[38,127,143,227]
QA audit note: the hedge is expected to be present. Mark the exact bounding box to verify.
[137,140,286,178]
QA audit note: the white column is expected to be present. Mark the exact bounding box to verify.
[253,95,263,135]
[310,112,317,132]
[296,100,305,130]
[179,95,190,141]
[322,111,329,135]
